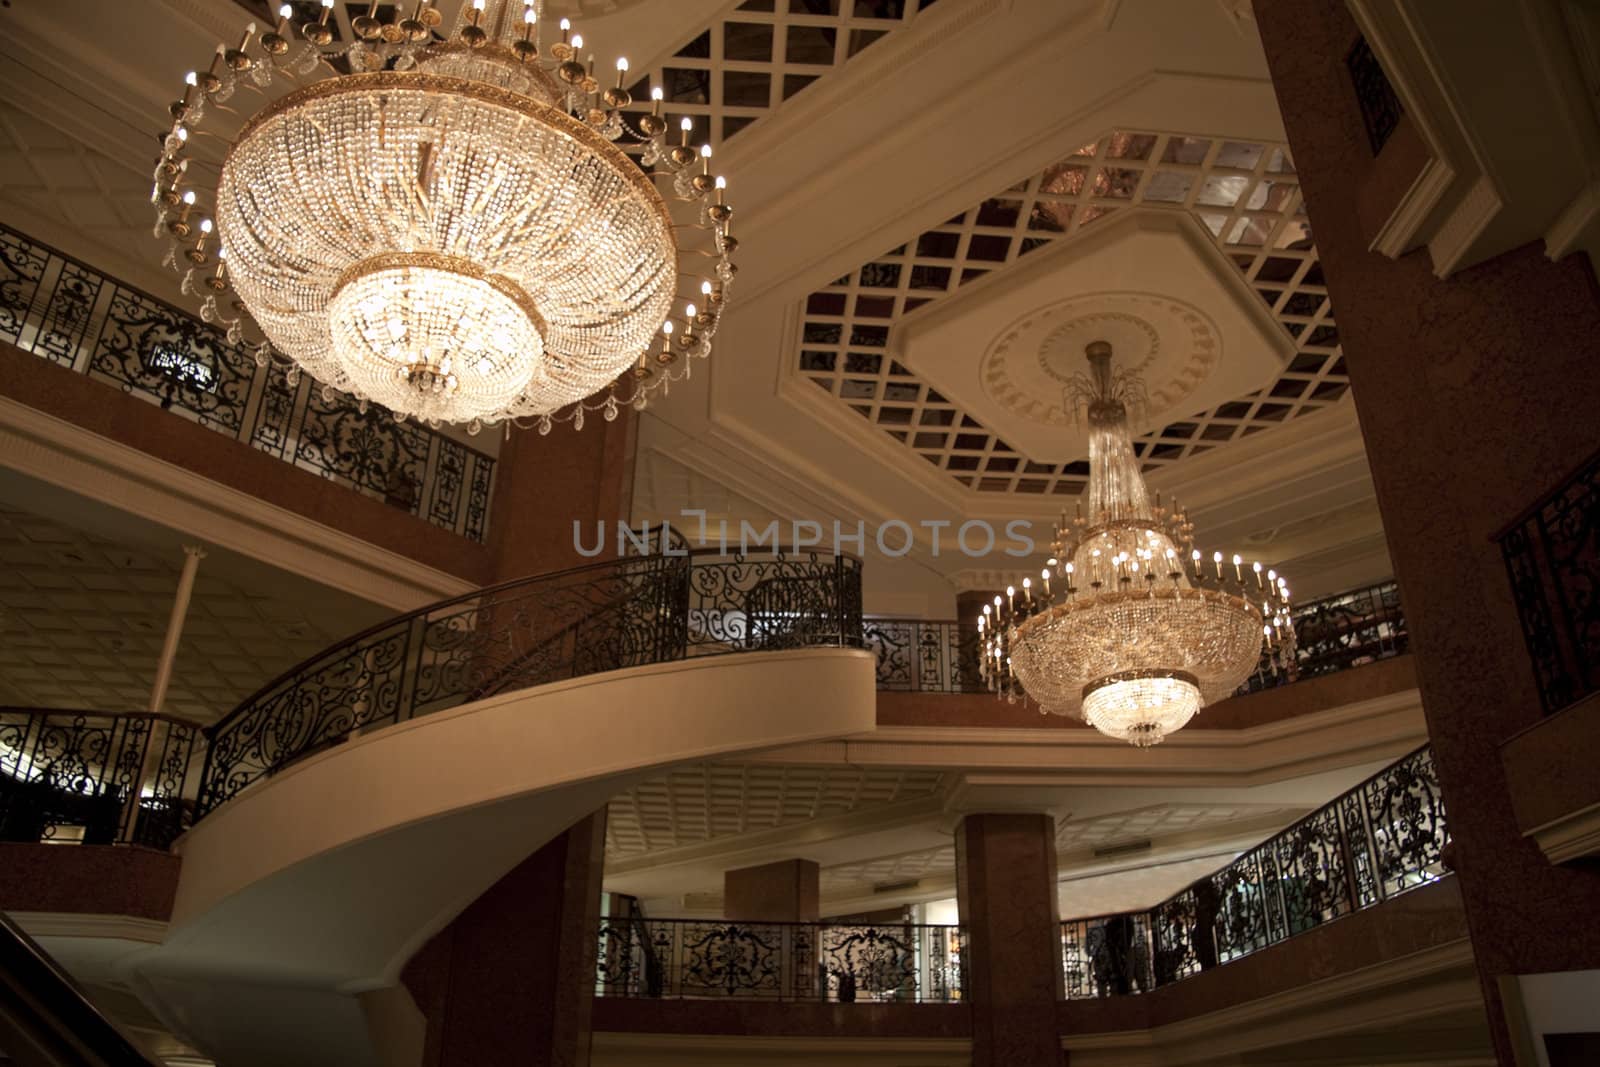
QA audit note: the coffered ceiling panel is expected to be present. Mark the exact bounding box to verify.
[606,761,949,857]
[793,129,1347,494]
[626,0,943,147]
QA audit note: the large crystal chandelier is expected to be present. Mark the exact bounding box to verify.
[979,342,1296,746]
[150,0,735,430]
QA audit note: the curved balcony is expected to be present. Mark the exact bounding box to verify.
[194,546,864,819]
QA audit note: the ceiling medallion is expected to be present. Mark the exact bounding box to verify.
[980,293,1220,430]
[979,342,1296,747]
[151,0,736,432]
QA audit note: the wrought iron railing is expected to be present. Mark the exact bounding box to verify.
[1237,579,1408,694]
[862,617,985,693]
[1061,744,1448,998]
[0,709,202,848]
[0,224,495,542]
[864,579,1408,697]
[1497,447,1600,715]
[195,548,863,818]
[594,918,964,1003]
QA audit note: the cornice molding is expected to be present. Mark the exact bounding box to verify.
[10,912,169,945]
[1526,799,1600,866]
[748,689,1427,785]
[0,397,475,611]
[593,1033,972,1057]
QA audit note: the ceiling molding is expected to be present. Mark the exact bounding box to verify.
[746,689,1426,786]
[0,397,474,612]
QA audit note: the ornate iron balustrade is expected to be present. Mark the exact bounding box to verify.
[195,548,863,818]
[1062,744,1449,998]
[1237,579,1409,694]
[0,709,202,849]
[1497,447,1600,715]
[0,224,495,542]
[1347,35,1405,155]
[864,580,1408,697]
[862,618,985,693]
[595,917,964,1003]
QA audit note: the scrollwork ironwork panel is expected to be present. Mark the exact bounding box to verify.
[1063,912,1154,997]
[0,710,201,848]
[0,228,48,346]
[1063,744,1448,999]
[89,286,254,432]
[862,618,987,692]
[291,388,433,511]
[1499,448,1600,714]
[1360,744,1449,898]
[594,918,963,1003]
[1347,35,1404,155]
[1239,580,1408,694]
[2,223,497,543]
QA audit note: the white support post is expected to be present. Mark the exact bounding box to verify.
[148,544,206,714]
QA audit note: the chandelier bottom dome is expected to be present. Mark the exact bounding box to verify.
[1082,672,1203,747]
[327,257,546,423]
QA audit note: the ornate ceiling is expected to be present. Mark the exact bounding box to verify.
[794,129,1347,495]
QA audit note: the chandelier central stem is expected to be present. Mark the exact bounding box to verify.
[1082,341,1155,527]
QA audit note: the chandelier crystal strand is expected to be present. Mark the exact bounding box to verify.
[980,342,1297,747]
[151,0,736,430]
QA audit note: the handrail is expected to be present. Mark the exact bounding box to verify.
[195,547,864,817]
[0,710,203,848]
[863,579,1408,696]
[0,222,496,542]
[1060,744,1449,998]
[0,911,159,1065]
[594,918,965,1003]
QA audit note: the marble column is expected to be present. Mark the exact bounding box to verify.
[1252,1,1600,1061]
[484,404,637,580]
[723,859,820,922]
[956,813,1064,1067]
[404,813,607,1067]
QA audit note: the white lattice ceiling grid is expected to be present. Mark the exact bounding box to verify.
[795,130,1347,495]
[243,1,939,148]
[605,761,948,856]
[629,0,942,147]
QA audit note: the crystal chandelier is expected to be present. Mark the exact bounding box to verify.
[150,0,736,430]
[979,342,1296,746]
